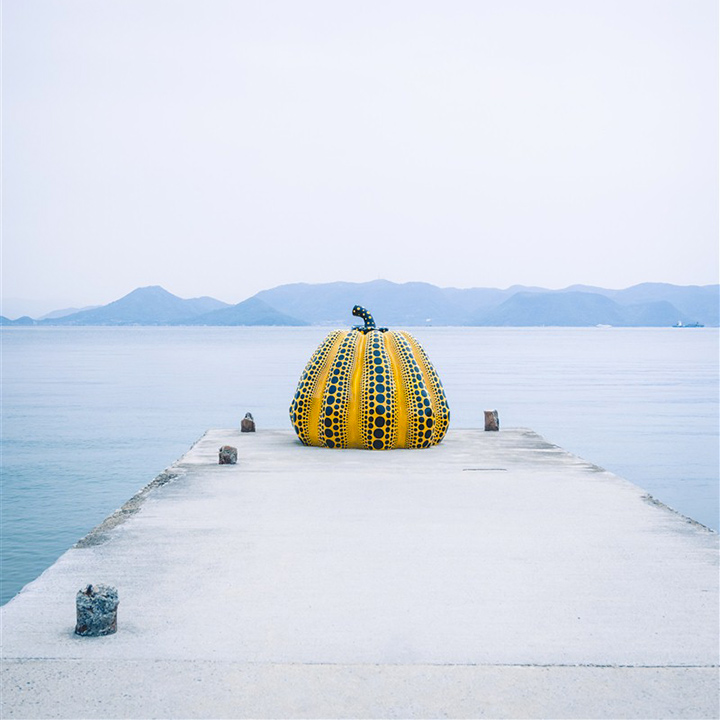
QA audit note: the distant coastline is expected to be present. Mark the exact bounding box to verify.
[2,279,718,327]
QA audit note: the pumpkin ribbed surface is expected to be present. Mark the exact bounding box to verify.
[289,316,450,449]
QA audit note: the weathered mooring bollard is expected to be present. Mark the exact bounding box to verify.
[219,445,238,464]
[241,412,256,433]
[484,410,500,431]
[75,584,118,636]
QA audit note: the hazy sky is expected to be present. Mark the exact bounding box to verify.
[3,0,718,314]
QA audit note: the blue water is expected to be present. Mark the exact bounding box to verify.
[2,326,718,605]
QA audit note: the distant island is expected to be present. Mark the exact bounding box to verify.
[1,280,718,327]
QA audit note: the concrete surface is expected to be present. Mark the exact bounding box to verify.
[1,429,718,719]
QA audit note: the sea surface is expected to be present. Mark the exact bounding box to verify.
[2,326,718,605]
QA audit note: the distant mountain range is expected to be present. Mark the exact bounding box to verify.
[254,280,719,327]
[1,281,717,327]
[0,286,306,327]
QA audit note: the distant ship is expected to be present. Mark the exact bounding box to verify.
[673,321,705,328]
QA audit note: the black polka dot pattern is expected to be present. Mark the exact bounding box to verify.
[387,332,436,448]
[317,331,360,448]
[360,329,397,450]
[289,310,450,449]
[401,331,450,444]
[289,330,342,445]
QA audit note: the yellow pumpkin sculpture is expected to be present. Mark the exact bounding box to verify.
[290,306,450,449]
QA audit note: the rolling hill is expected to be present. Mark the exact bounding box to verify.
[177,297,308,326]
[474,292,689,327]
[42,286,231,325]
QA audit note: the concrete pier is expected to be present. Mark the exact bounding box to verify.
[2,429,718,719]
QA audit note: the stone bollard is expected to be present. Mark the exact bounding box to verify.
[484,410,499,431]
[219,445,238,464]
[75,584,118,636]
[241,412,256,433]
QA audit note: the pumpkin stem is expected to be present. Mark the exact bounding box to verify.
[352,305,376,333]
[354,305,392,334]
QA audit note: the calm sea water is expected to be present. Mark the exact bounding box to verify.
[2,326,718,605]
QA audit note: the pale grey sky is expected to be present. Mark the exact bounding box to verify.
[3,0,718,315]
